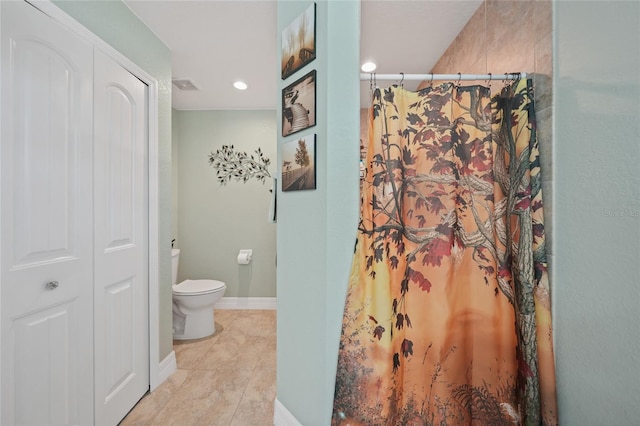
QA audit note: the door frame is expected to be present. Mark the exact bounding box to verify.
[19,0,168,391]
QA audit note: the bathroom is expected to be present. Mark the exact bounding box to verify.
[0,0,637,425]
[164,1,638,424]
[170,110,277,316]
[136,2,635,424]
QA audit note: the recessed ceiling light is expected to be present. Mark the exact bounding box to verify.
[233,81,248,90]
[361,62,377,73]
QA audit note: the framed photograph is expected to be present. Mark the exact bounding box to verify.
[282,134,316,192]
[282,70,316,137]
[281,3,316,80]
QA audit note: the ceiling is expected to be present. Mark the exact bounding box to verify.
[123,0,483,111]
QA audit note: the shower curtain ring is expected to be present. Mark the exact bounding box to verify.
[399,72,404,88]
[456,72,461,87]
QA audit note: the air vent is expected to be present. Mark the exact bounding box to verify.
[172,79,198,91]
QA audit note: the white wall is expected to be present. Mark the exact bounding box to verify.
[175,110,277,298]
[554,1,640,423]
[276,1,360,424]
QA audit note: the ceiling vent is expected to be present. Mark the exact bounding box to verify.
[172,78,199,91]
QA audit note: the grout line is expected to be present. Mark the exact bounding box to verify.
[123,309,276,425]
[227,314,276,425]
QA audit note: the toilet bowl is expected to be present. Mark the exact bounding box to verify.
[172,249,226,340]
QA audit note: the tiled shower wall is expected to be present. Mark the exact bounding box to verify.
[428,0,554,266]
[360,0,554,265]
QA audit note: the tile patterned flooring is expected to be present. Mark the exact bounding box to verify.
[121,309,276,426]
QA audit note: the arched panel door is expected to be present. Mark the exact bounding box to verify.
[1,1,94,424]
[93,49,149,425]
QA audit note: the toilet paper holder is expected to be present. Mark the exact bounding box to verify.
[237,249,252,264]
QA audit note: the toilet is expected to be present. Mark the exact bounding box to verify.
[172,248,226,340]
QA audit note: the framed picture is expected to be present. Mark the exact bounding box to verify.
[282,133,316,192]
[281,3,316,80]
[282,70,316,137]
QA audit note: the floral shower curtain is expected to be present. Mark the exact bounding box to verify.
[332,79,558,425]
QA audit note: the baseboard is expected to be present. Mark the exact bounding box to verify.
[151,350,177,391]
[273,398,302,426]
[215,297,276,310]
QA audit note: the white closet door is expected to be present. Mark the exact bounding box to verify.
[93,49,149,425]
[0,1,94,425]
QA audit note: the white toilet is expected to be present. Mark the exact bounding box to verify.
[172,248,226,340]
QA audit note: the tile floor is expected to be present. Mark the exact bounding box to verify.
[120,309,276,426]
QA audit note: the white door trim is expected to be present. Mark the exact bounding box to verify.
[25,0,166,391]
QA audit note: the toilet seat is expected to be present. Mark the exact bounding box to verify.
[173,279,226,296]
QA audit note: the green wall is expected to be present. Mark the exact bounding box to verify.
[174,110,277,298]
[52,0,174,360]
[554,1,640,423]
[276,1,360,423]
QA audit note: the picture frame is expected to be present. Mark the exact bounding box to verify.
[282,70,316,137]
[281,3,316,80]
[281,133,316,192]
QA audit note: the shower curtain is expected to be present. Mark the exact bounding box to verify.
[332,79,557,426]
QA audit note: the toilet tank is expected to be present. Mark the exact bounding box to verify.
[171,249,180,285]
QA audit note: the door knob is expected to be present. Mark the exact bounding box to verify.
[44,280,59,290]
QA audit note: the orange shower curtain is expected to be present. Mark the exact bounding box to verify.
[333,79,557,425]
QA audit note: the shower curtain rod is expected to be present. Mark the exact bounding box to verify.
[359,72,527,81]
